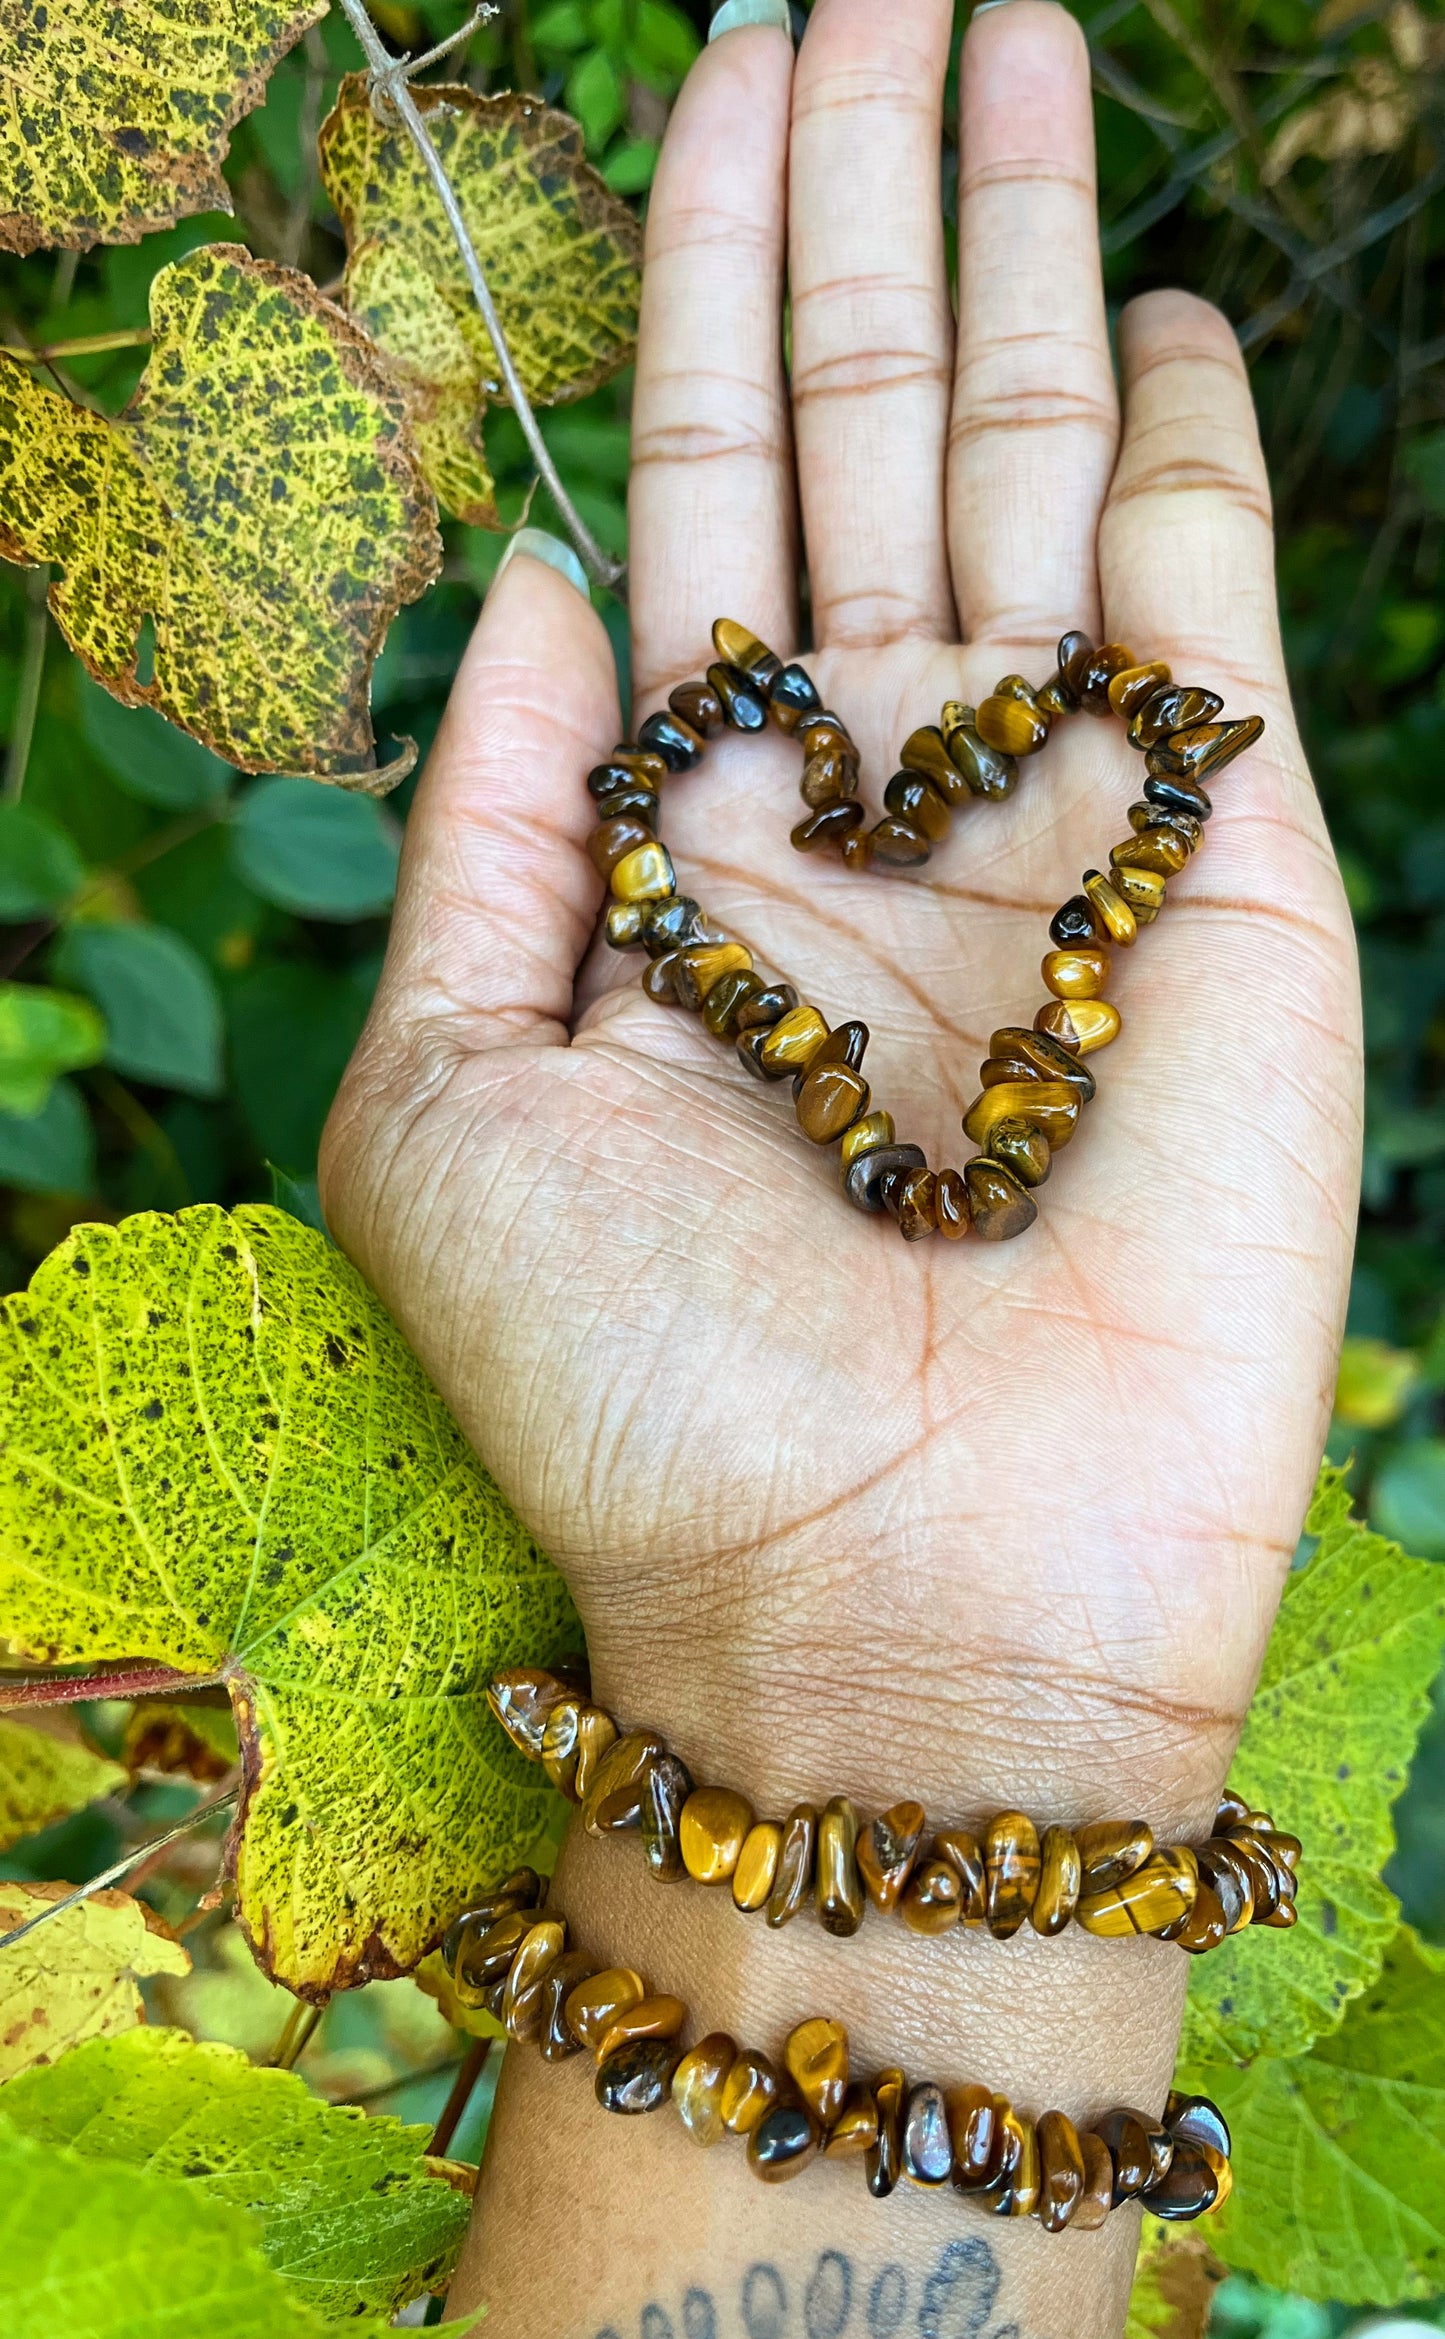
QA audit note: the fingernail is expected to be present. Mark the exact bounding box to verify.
[973,1,1024,13]
[709,0,792,40]
[493,526,590,599]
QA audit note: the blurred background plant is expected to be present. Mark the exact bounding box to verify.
[1,0,1443,2326]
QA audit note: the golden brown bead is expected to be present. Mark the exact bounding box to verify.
[767,1803,818,1928]
[1107,659,1171,718]
[1166,1880,1228,1955]
[596,2036,684,2114]
[840,1109,894,1169]
[1146,768,1213,823]
[899,1858,964,1935]
[1166,2092,1232,2159]
[669,678,723,736]
[720,2050,783,2136]
[539,1950,596,2062]
[732,1820,784,1911]
[582,1730,664,1834]
[759,1005,829,1074]
[501,1917,567,2042]
[964,1080,1081,1150]
[589,816,654,880]
[712,618,783,692]
[796,714,855,764]
[1042,946,1109,1000]
[903,2082,954,2187]
[935,1166,971,1237]
[844,1140,927,1215]
[442,1869,543,1976]
[638,1752,693,1883]
[1076,1846,1199,1937]
[932,1828,986,1922]
[1129,683,1222,749]
[817,1796,866,1937]
[576,1708,622,1804]
[986,2104,1041,2217]
[801,747,856,807]
[1146,714,1264,782]
[824,2085,880,2157]
[605,900,647,951]
[673,940,753,1012]
[702,969,763,1038]
[889,1165,939,1242]
[1198,1840,1255,1933]
[840,826,874,870]
[1144,2139,1221,2221]
[1082,867,1138,945]
[1113,826,1192,877]
[985,1118,1051,1189]
[869,815,932,866]
[594,747,672,790]
[1073,2129,1115,2230]
[988,1024,1097,1099]
[856,1801,926,1913]
[1093,2107,1156,2200]
[539,1697,585,1796]
[945,2083,997,2190]
[1037,2110,1087,2233]
[450,1907,533,2005]
[748,2103,820,2185]
[1049,893,1105,950]
[1030,1826,1082,1937]
[1130,799,1204,854]
[785,2017,850,2127]
[735,982,800,1034]
[680,1786,755,1884]
[796,1061,870,1145]
[1109,862,1166,922]
[964,1156,1038,1240]
[976,694,1049,756]
[611,842,676,903]
[884,772,951,841]
[941,703,1018,799]
[1035,998,1121,1054]
[1076,1819,1154,1894]
[707,660,769,732]
[900,724,970,804]
[595,1993,687,2064]
[866,2068,906,2199]
[671,2033,737,2145]
[643,953,682,1005]
[792,801,866,852]
[564,1966,646,2053]
[770,663,823,730]
[984,1810,1041,1938]
[487,1666,588,1759]
[1075,642,1136,713]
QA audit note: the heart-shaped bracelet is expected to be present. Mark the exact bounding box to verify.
[591,622,1264,1242]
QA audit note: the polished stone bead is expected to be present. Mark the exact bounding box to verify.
[1077,1820,1154,1894]
[1110,861,1166,922]
[449,1907,534,2004]
[1035,672,1076,717]
[1262,1828,1302,1873]
[840,1108,894,1168]
[736,1026,779,1080]
[901,2082,953,2187]
[736,982,800,1034]
[767,1803,818,1928]
[638,708,704,771]
[889,1166,939,1242]
[672,2032,738,2145]
[566,1966,647,2054]
[1108,659,1171,718]
[857,1801,926,1912]
[984,1810,1041,1938]
[1112,825,1192,877]
[1227,1834,1284,1921]
[1216,1788,1251,1826]
[643,953,683,1006]
[795,713,855,763]
[932,1828,987,1922]
[673,940,753,1012]
[1076,1846,1199,1936]
[539,1950,597,2061]
[866,2069,906,2200]
[501,1917,567,2041]
[824,2084,880,2157]
[964,1080,1080,1149]
[1074,2129,1115,2230]
[1094,2107,1163,2202]
[596,2036,684,2114]
[1057,630,1095,691]
[712,618,784,692]
[441,1867,544,1971]
[885,771,951,840]
[770,662,823,729]
[817,1796,866,1936]
[1201,2141,1233,2208]
[964,1157,1038,1240]
[793,801,866,853]
[1197,1840,1255,1933]
[575,1706,624,1805]
[760,1004,829,1073]
[785,2017,849,2127]
[976,693,1049,756]
[645,895,709,957]
[596,1993,688,2063]
[1035,998,1121,1054]
[1082,867,1138,945]
[805,1020,868,1079]
[900,724,970,805]
[840,826,874,871]
[669,678,724,736]
[583,1730,665,1834]
[1129,684,1223,749]
[589,752,670,796]
[941,703,1018,799]
[974,2096,1023,2212]
[936,1166,970,1237]
[1165,2091,1231,2158]
[487,1667,588,1760]
[703,968,764,1037]
[1147,715,1263,783]
[797,1061,870,1144]
[594,786,663,833]
[1129,800,1203,853]
[945,2083,997,2189]
[680,1786,755,1884]
[899,1858,964,1935]
[1030,1825,1082,1936]
[801,747,856,807]
[985,1117,1051,1189]
[1049,893,1105,949]
[606,900,648,950]
[844,1140,927,1214]
[1145,770,1213,822]
[707,659,769,731]
[748,2103,819,2184]
[1037,2109,1087,2232]
[1042,945,1110,1000]
[988,1025,1097,1101]
[1075,643,1136,714]
[641,1751,695,1883]
[539,1697,586,1796]
[869,815,932,866]
[988,2108,1041,2218]
[727,1819,782,1911]
[1144,2137,1220,2222]
[611,841,676,903]
[1165,1881,1228,1954]
[720,2050,783,2135]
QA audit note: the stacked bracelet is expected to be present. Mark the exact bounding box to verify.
[441,1868,1232,2228]
[591,621,1265,1242]
[487,1668,1300,1956]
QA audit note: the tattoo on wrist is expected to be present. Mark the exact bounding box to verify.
[590,2237,1022,2339]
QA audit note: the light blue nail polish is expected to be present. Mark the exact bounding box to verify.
[494,526,590,599]
[708,0,792,41]
[972,1,1023,13]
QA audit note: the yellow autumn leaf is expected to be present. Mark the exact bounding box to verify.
[1125,2219,1226,2339]
[0,1882,189,2081]
[0,1716,125,1851]
[319,76,641,525]
[412,1950,504,2043]
[0,243,440,780]
[0,0,325,255]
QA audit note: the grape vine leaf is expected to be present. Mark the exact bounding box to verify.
[0,1884,189,2082]
[0,1204,581,1995]
[1124,2221,1225,2339]
[0,244,441,778]
[0,1718,125,1851]
[1184,1926,1445,2303]
[1179,1465,1445,2065]
[0,0,326,255]
[0,983,106,1117]
[1,2026,471,2322]
[318,77,642,524]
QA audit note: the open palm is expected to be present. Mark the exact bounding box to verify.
[322,0,1361,1907]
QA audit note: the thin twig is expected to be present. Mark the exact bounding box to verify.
[333,0,624,594]
[4,566,49,803]
[270,1998,326,2069]
[0,1661,221,1710]
[2,328,153,364]
[406,3,496,79]
[0,1784,240,1952]
[428,2035,492,2156]
[334,2055,465,2107]
[281,26,329,269]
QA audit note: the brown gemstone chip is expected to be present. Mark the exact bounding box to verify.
[500,1917,566,2042]
[900,1858,964,1935]
[884,771,951,840]
[785,2017,849,2127]
[486,1666,588,1760]
[902,2082,954,2187]
[1074,2129,1115,2230]
[824,2084,880,2157]
[976,692,1049,756]
[1077,1819,1154,1895]
[733,1820,784,1911]
[564,1966,646,2054]
[1036,2109,1086,2232]
[945,2083,997,2190]
[538,1950,596,2062]
[582,1730,664,1835]
[679,1786,755,1884]
[1030,1826,1082,1936]
[817,1796,866,1937]
[866,2067,906,2199]
[941,703,1018,799]
[844,1141,927,1215]
[857,1800,926,1912]
[986,1118,1051,1189]
[984,1810,1042,1938]
[792,800,866,852]
[596,2036,683,2114]
[767,1803,819,1928]
[869,815,932,866]
[932,1828,986,1921]
[712,617,784,692]
[707,659,769,731]
[889,1166,939,1242]
[1076,1846,1199,1937]
[1143,2137,1220,2222]
[748,2103,819,2184]
[1129,683,1223,748]
[669,678,723,736]
[595,1993,687,2064]
[964,1157,1038,1241]
[796,1060,870,1144]
[671,2032,737,2146]
[720,2050,783,2136]
[1093,2107,1156,2202]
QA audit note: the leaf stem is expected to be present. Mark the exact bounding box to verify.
[333,0,626,596]
[3,565,49,804]
[0,1662,224,1709]
[270,1998,326,2069]
[0,1782,240,1953]
[2,329,154,363]
[428,2034,492,2155]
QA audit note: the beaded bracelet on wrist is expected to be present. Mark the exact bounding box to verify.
[488,1668,1299,1954]
[591,620,1264,1242]
[440,1867,1232,2229]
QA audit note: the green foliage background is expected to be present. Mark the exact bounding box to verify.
[1,0,1444,2328]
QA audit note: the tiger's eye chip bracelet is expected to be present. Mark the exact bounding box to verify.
[591,620,1265,1242]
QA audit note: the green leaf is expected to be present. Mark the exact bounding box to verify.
[229,961,372,1173]
[2,2027,471,2321]
[568,47,626,147]
[0,1882,189,2082]
[1373,1440,1445,1560]
[0,1205,580,1992]
[1180,1465,1445,2065]
[1188,1927,1445,2303]
[79,674,231,810]
[230,777,399,920]
[0,2119,399,2339]
[52,923,222,1097]
[1404,428,1445,516]
[0,0,325,256]
[0,1717,125,1851]
[0,982,106,1115]
[0,244,440,776]
[0,1078,95,1195]
[0,804,83,921]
